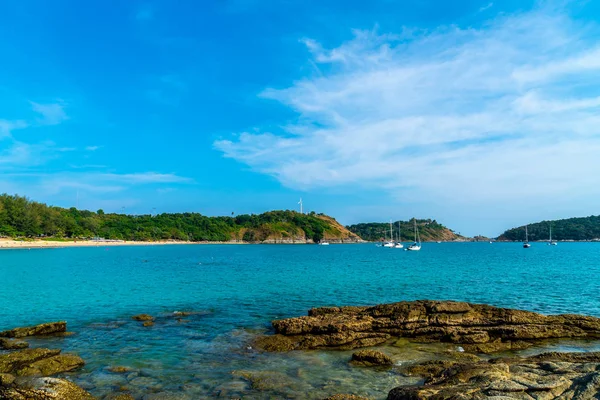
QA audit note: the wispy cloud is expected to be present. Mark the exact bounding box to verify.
[31,101,69,125]
[0,119,28,139]
[215,3,600,219]
[479,2,494,12]
[0,141,70,167]
[85,145,101,151]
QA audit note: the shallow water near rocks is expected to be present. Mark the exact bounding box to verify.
[2,243,600,398]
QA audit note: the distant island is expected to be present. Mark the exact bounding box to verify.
[0,194,361,244]
[346,219,466,242]
[498,215,600,242]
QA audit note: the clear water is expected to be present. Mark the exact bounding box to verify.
[1,243,600,399]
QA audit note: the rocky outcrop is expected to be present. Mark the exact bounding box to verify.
[131,314,154,321]
[0,322,67,338]
[389,351,600,399]
[0,338,29,350]
[257,300,600,351]
[0,376,94,399]
[0,348,85,376]
[350,350,393,367]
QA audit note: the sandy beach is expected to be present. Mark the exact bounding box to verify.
[0,239,201,249]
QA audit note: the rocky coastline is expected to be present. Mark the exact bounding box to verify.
[2,301,600,399]
[255,300,600,399]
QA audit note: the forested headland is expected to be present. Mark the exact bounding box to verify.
[0,194,361,243]
[498,215,600,241]
[346,219,465,242]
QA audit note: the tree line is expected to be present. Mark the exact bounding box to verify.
[498,215,600,241]
[346,219,459,242]
[0,194,339,243]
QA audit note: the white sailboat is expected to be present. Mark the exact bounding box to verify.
[407,219,421,251]
[523,225,531,248]
[383,221,395,247]
[394,221,404,248]
[548,225,557,246]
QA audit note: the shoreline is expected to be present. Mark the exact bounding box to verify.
[0,239,364,249]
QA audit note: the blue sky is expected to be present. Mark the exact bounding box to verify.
[1,0,600,236]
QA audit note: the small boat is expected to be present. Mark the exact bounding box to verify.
[383,220,395,247]
[548,225,557,246]
[436,241,441,244]
[394,221,404,248]
[523,225,531,248]
[319,241,330,246]
[406,219,421,251]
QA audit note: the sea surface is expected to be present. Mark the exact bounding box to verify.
[1,242,600,399]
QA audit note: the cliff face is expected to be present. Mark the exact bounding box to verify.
[235,213,363,243]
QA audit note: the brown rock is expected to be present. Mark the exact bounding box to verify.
[0,322,67,338]
[387,386,428,400]
[142,321,154,327]
[15,354,85,376]
[0,348,61,374]
[103,394,135,400]
[350,350,393,367]
[0,373,15,386]
[132,314,154,321]
[0,349,84,377]
[390,351,600,399]
[266,300,600,351]
[0,338,29,350]
[0,376,94,399]
[108,366,132,373]
[323,395,371,400]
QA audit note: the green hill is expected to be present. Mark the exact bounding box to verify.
[0,193,361,243]
[346,219,466,242]
[497,215,600,241]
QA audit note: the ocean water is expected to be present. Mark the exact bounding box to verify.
[1,242,600,399]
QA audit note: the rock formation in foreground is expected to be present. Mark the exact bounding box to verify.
[255,300,600,352]
[390,352,600,399]
[0,321,93,400]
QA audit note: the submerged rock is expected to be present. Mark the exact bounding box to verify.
[103,394,135,400]
[0,338,29,350]
[0,322,67,338]
[131,314,154,322]
[0,376,94,399]
[107,366,132,374]
[323,395,372,400]
[259,300,600,351]
[389,351,600,399]
[0,348,84,376]
[350,350,393,367]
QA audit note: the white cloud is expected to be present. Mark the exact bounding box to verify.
[0,119,28,139]
[215,3,600,221]
[31,101,69,125]
[85,145,101,151]
[479,2,494,12]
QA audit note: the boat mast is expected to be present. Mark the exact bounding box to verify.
[525,225,528,243]
[398,221,401,242]
[389,220,393,242]
[414,219,417,243]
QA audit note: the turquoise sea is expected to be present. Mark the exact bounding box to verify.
[2,242,600,399]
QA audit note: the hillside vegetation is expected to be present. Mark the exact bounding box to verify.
[0,194,361,243]
[347,219,465,242]
[498,215,600,241]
